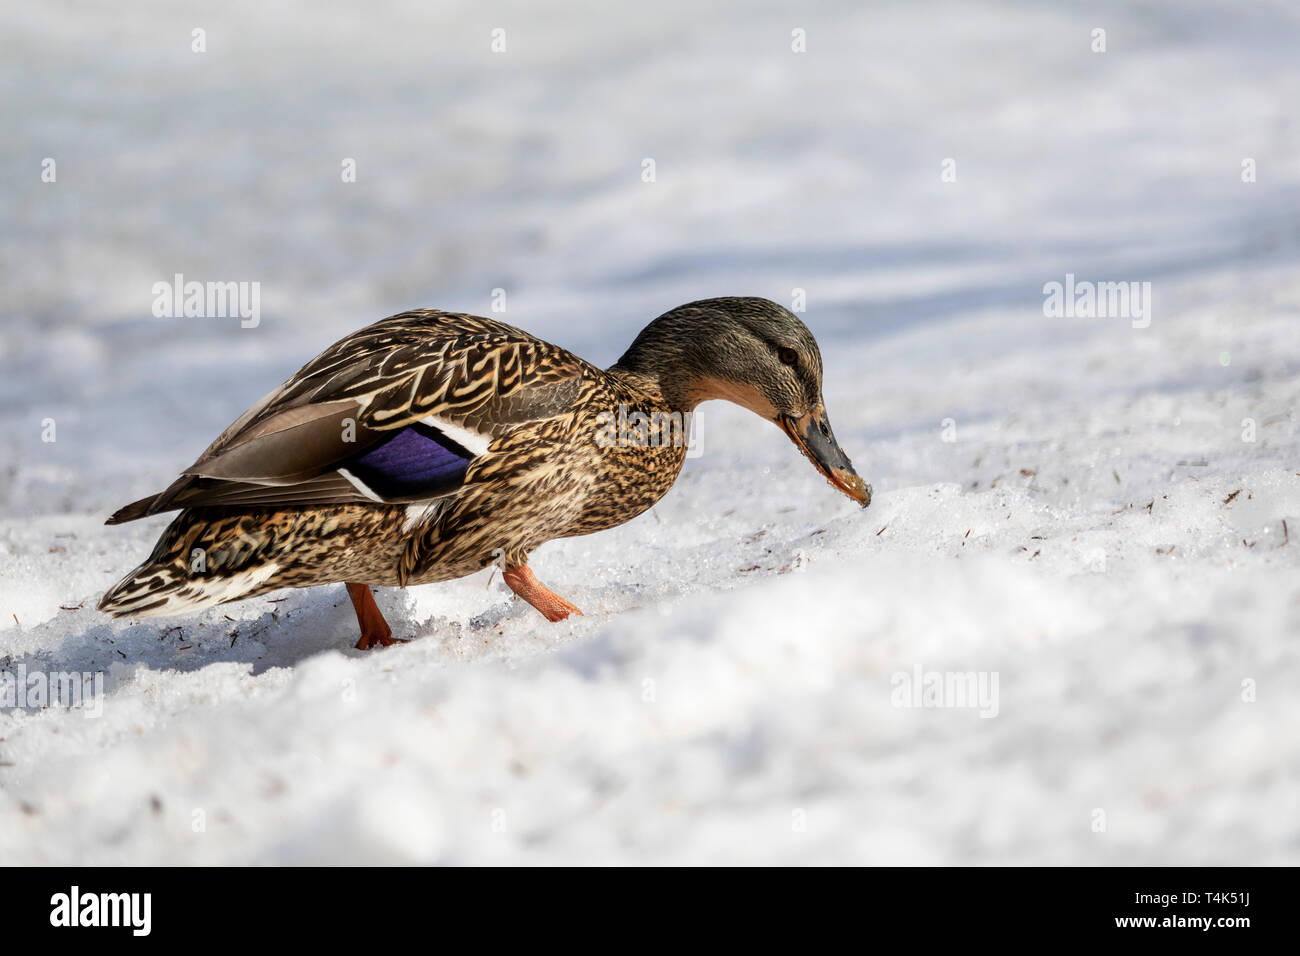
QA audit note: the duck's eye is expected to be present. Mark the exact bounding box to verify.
[777,347,799,366]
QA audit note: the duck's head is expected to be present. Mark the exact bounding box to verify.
[613,296,871,507]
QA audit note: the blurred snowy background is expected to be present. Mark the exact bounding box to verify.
[2,0,1298,864]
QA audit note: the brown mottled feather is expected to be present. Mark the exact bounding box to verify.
[99,310,688,616]
[99,297,857,622]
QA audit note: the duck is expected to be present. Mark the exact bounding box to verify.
[99,296,871,649]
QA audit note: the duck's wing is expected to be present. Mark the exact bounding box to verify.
[107,310,588,523]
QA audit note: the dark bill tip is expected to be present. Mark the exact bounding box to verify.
[778,409,872,508]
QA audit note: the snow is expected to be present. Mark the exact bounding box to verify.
[2,0,1299,864]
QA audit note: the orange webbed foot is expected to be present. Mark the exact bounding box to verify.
[502,565,584,622]
[346,582,409,650]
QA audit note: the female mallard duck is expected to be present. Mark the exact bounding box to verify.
[99,297,870,649]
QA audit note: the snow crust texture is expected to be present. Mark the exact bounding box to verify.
[2,0,1297,864]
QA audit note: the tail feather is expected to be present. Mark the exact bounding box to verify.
[105,493,164,525]
[98,561,283,618]
[105,473,198,525]
[100,503,394,619]
[99,507,289,618]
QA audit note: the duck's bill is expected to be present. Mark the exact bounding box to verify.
[777,409,872,507]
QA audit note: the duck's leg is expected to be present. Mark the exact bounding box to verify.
[503,565,584,622]
[345,582,408,650]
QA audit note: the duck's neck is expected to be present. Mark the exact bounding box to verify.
[608,319,777,419]
[605,364,700,414]
[607,318,716,412]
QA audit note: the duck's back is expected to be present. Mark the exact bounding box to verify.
[99,310,612,615]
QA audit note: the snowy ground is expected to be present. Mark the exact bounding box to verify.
[2,0,1298,864]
